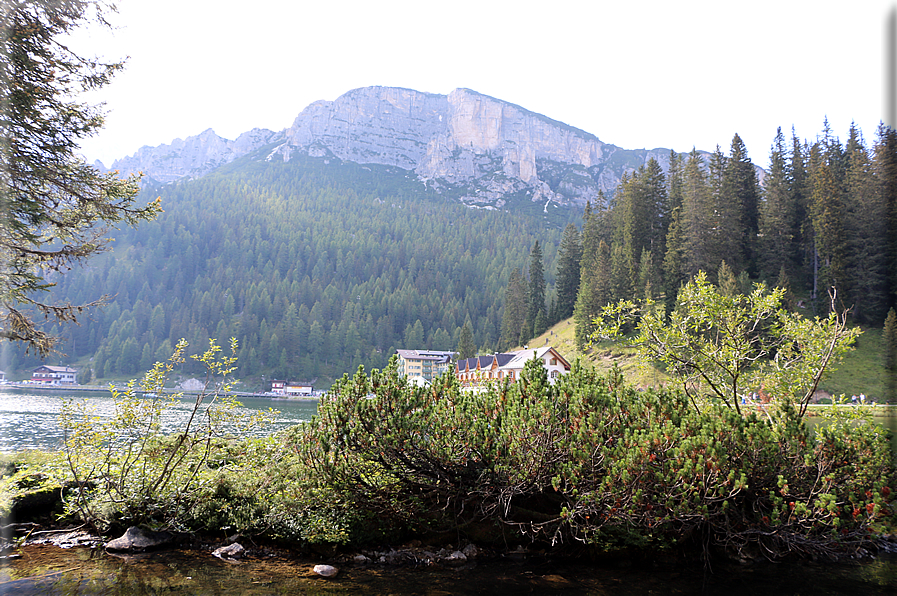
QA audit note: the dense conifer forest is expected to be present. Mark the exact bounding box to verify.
[4,154,573,386]
[6,122,896,389]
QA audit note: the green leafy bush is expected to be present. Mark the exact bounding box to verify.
[299,355,895,558]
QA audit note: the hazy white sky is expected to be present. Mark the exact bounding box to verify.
[72,0,896,170]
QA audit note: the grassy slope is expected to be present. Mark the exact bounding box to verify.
[523,319,891,401]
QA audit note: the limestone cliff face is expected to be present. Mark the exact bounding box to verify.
[108,86,678,207]
[270,87,664,208]
[110,127,280,184]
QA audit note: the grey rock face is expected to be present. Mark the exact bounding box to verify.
[106,86,684,207]
[109,127,281,184]
[274,86,636,207]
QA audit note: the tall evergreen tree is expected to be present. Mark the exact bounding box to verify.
[500,268,527,350]
[681,149,713,278]
[809,121,848,307]
[722,133,761,274]
[844,125,888,323]
[759,127,799,281]
[884,308,897,402]
[876,125,897,312]
[662,206,685,312]
[790,128,813,293]
[457,319,477,360]
[667,150,685,214]
[573,207,608,348]
[0,0,160,355]
[526,240,546,338]
[554,224,582,322]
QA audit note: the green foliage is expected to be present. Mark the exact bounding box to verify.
[592,272,860,417]
[457,319,477,359]
[295,357,896,557]
[885,308,897,401]
[0,0,161,356]
[59,339,275,531]
[32,156,569,384]
[554,223,582,322]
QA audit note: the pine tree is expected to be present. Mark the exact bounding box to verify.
[759,127,798,282]
[876,125,897,312]
[809,121,848,307]
[457,319,477,360]
[554,223,582,321]
[662,206,685,312]
[884,308,897,402]
[681,149,713,278]
[844,125,888,323]
[573,207,609,348]
[0,0,160,355]
[527,240,547,337]
[500,268,527,350]
[722,133,761,274]
[717,261,738,297]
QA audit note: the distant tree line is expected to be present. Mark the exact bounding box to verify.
[498,123,897,353]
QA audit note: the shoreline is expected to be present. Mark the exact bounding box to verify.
[0,383,319,401]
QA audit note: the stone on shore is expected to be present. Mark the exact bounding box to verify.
[212,542,245,560]
[313,564,339,578]
[105,526,174,552]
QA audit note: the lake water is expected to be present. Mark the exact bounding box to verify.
[2,542,897,594]
[0,387,317,453]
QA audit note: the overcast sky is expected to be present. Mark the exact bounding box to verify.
[72,0,896,170]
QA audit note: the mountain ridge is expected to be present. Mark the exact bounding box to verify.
[105,86,688,209]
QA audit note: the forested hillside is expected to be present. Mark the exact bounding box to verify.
[5,121,894,390]
[4,153,573,387]
[553,124,897,353]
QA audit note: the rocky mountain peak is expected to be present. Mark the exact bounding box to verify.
[106,86,683,208]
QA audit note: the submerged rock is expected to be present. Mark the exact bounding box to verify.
[105,526,174,553]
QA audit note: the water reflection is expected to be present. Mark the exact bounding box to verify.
[2,544,897,595]
[0,388,317,453]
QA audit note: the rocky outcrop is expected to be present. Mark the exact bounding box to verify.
[106,86,687,208]
[108,127,281,184]
[270,86,667,208]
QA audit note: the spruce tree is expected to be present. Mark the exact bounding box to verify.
[844,125,888,323]
[759,127,798,282]
[884,308,897,402]
[876,125,897,312]
[554,224,582,322]
[722,133,761,274]
[662,206,685,312]
[681,149,713,278]
[500,268,527,350]
[809,121,848,307]
[457,319,477,360]
[527,240,546,338]
[0,0,160,355]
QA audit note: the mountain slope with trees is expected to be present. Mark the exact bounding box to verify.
[6,155,573,386]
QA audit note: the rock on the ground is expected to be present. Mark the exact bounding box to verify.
[105,526,174,553]
[442,550,468,566]
[313,564,339,578]
[461,543,479,558]
[212,542,245,560]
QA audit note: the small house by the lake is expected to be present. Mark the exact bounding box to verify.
[31,365,77,385]
[270,379,315,397]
